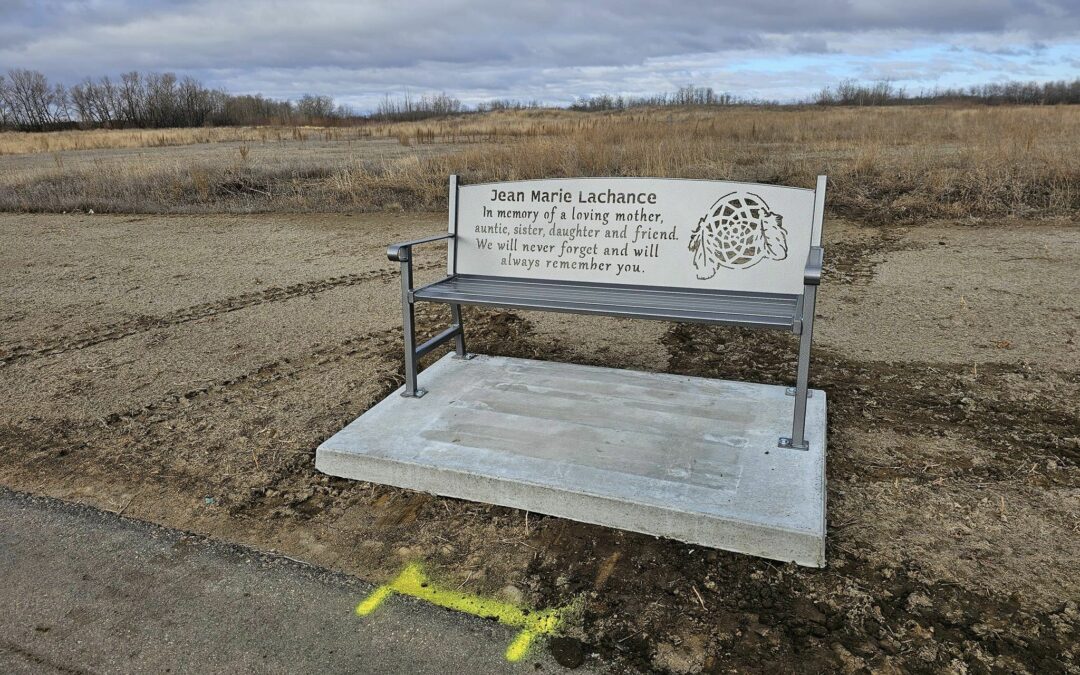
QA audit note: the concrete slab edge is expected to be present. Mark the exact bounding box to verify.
[316,446,826,567]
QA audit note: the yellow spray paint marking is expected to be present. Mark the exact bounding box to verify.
[356,562,570,662]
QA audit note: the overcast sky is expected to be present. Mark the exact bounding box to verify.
[1,0,1078,110]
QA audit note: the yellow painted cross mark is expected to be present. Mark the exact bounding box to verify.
[356,563,570,662]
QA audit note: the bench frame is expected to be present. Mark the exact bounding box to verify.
[387,175,826,450]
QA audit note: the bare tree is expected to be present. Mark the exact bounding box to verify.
[0,69,70,129]
[373,91,462,121]
[0,74,10,128]
[119,71,145,125]
[70,76,122,126]
[296,94,336,121]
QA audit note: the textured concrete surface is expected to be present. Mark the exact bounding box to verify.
[318,354,827,566]
[0,488,593,674]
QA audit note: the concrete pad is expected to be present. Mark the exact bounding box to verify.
[317,354,827,567]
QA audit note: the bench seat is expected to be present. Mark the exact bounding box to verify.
[413,274,801,330]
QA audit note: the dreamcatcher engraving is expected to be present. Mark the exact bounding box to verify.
[688,191,788,278]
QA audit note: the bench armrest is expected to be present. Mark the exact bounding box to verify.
[387,233,454,262]
[804,246,824,286]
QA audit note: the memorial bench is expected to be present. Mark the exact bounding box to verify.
[319,175,829,565]
[387,175,826,449]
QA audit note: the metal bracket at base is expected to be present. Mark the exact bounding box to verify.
[454,353,477,360]
[778,436,809,450]
[785,388,813,398]
[401,389,428,399]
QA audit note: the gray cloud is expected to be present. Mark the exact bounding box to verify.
[1,0,1077,107]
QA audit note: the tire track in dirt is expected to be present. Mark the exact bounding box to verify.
[1,305,493,469]
[0,322,409,506]
[92,303,460,431]
[0,307,486,508]
[0,263,440,367]
[0,638,93,675]
[97,326,404,431]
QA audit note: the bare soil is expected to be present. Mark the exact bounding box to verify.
[1,211,1077,673]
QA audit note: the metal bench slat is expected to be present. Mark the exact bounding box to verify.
[416,275,799,318]
[417,275,800,311]
[414,274,799,328]
[439,274,798,301]
[427,275,798,310]
[425,286,794,321]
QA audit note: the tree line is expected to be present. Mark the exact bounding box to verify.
[372,91,463,121]
[569,86,755,112]
[813,78,1080,106]
[373,93,544,119]
[573,80,1080,111]
[3,68,1079,132]
[0,69,349,131]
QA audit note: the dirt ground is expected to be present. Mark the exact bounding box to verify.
[1,211,1078,673]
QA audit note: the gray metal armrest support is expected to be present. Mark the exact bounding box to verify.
[387,233,454,263]
[780,245,825,450]
[804,246,823,286]
[387,232,467,398]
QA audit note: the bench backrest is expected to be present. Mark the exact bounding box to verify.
[448,176,824,296]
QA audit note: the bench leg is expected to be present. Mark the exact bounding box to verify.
[781,284,817,450]
[449,303,473,359]
[399,259,425,398]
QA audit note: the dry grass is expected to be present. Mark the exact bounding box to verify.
[1,105,1077,222]
[0,125,376,155]
[0,112,562,156]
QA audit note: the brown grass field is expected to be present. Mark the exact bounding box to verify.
[1,106,1078,672]
[2,106,1078,221]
